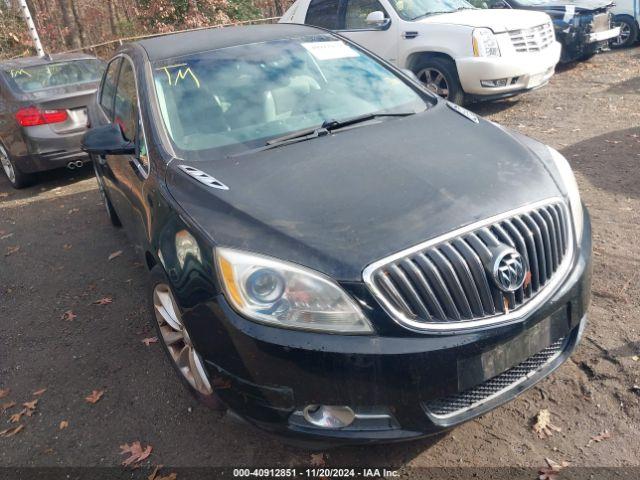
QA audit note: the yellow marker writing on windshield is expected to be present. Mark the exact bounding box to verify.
[10,69,31,78]
[159,65,200,88]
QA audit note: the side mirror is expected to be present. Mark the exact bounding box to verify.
[365,11,391,29]
[81,123,135,156]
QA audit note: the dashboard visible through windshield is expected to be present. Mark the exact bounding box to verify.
[388,0,476,20]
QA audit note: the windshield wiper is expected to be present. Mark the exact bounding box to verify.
[266,112,415,146]
[229,112,416,158]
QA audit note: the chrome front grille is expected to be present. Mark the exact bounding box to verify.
[424,337,566,418]
[363,200,573,331]
[509,22,555,53]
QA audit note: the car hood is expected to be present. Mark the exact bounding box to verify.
[418,9,551,32]
[523,0,613,13]
[166,102,562,282]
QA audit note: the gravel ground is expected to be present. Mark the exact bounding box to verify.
[0,47,639,477]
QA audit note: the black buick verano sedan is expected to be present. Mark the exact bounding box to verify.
[82,24,592,445]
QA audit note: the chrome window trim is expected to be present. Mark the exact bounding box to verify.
[362,197,575,332]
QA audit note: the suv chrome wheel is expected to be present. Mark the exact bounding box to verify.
[0,145,16,184]
[153,283,213,396]
[612,21,631,47]
[417,67,449,98]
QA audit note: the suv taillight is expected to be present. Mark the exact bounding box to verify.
[15,107,68,127]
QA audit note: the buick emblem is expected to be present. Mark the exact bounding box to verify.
[491,247,527,292]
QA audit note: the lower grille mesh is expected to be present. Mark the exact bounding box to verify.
[425,338,565,417]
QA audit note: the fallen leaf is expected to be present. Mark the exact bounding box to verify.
[523,270,532,289]
[157,474,177,480]
[93,297,113,305]
[61,310,77,321]
[108,250,123,261]
[632,355,639,362]
[85,389,104,404]
[0,425,24,437]
[590,430,611,443]
[0,192,9,198]
[142,337,158,346]
[503,296,510,314]
[120,441,153,468]
[538,458,569,480]
[33,388,47,396]
[148,465,163,480]
[0,389,9,399]
[68,208,80,214]
[4,246,20,257]
[63,244,73,250]
[310,453,326,467]
[59,420,69,430]
[1,401,16,412]
[533,409,561,439]
[0,233,14,240]
[9,409,25,423]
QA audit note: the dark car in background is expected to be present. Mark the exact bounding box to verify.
[0,53,103,188]
[482,0,620,62]
[82,24,591,445]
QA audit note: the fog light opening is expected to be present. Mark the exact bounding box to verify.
[302,405,355,429]
[480,78,508,88]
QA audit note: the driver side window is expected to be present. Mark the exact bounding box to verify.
[344,0,388,29]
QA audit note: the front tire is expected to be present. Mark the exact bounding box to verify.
[0,144,34,189]
[148,265,224,410]
[414,57,465,105]
[611,16,638,49]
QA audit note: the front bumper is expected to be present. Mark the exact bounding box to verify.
[11,125,89,174]
[456,41,561,97]
[183,210,592,445]
[587,26,621,43]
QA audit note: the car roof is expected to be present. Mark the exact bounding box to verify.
[0,52,99,70]
[136,24,326,61]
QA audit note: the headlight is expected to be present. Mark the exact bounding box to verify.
[215,247,373,334]
[547,146,583,240]
[472,28,501,57]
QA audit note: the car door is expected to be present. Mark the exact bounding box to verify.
[106,57,150,251]
[338,0,399,64]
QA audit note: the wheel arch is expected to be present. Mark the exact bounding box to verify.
[406,51,458,73]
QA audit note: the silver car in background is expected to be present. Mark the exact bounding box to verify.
[0,53,104,188]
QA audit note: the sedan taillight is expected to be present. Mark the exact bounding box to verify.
[15,107,68,127]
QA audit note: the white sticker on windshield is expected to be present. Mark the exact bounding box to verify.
[301,41,359,61]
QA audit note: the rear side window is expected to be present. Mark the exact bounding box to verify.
[100,58,120,119]
[305,0,340,29]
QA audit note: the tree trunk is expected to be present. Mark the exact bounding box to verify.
[273,0,284,16]
[108,0,118,35]
[69,0,88,47]
[57,0,80,48]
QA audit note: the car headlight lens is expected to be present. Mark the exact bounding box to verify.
[215,247,373,334]
[472,28,501,57]
[547,146,583,241]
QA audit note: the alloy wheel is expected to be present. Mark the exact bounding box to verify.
[0,146,16,184]
[612,22,631,47]
[416,67,449,98]
[153,283,213,396]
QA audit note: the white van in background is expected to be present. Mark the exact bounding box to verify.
[280,0,561,104]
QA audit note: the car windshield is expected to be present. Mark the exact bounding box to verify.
[388,0,475,20]
[3,59,103,93]
[152,34,429,158]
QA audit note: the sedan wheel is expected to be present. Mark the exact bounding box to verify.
[612,22,631,47]
[417,67,449,98]
[611,17,638,48]
[153,283,213,396]
[0,145,16,184]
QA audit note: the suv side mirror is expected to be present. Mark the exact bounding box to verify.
[81,123,135,156]
[365,11,391,29]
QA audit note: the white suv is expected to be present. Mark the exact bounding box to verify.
[280,0,562,104]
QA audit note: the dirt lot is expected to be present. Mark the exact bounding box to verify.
[0,47,639,477]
